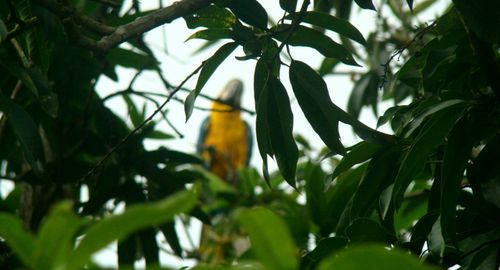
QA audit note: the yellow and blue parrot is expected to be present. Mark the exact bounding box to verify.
[197,79,253,183]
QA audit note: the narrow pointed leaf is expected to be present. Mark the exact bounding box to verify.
[280,0,298,13]
[392,104,467,208]
[354,0,376,10]
[186,29,232,41]
[332,141,380,179]
[227,0,268,29]
[274,25,359,66]
[292,11,367,45]
[184,5,236,29]
[185,42,238,121]
[0,213,37,269]
[289,60,345,154]
[267,79,298,187]
[68,191,197,270]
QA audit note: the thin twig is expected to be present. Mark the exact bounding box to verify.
[81,62,205,182]
[379,21,437,89]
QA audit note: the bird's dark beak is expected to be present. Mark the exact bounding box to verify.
[218,79,243,106]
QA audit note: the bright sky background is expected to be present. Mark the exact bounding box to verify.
[0,0,447,268]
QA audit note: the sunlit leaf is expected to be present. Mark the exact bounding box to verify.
[318,245,436,270]
[184,42,238,121]
[35,202,81,270]
[186,29,232,41]
[236,207,297,270]
[68,191,197,270]
[184,4,236,29]
[0,213,37,269]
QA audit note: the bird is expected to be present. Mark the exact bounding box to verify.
[196,79,253,184]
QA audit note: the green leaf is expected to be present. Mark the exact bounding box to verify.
[274,25,359,66]
[227,0,268,29]
[353,0,376,10]
[267,78,298,187]
[122,95,143,127]
[186,29,232,41]
[68,191,197,270]
[34,202,81,270]
[392,103,467,208]
[351,145,401,219]
[332,141,380,179]
[147,130,175,140]
[406,0,414,11]
[326,164,366,234]
[8,104,45,173]
[254,58,272,182]
[297,11,366,45]
[26,67,58,117]
[0,18,7,43]
[289,60,345,154]
[184,4,237,29]
[236,207,297,270]
[0,62,38,96]
[303,237,348,267]
[318,245,436,270]
[304,162,328,228]
[440,119,475,242]
[346,218,393,243]
[107,48,157,70]
[184,42,238,121]
[452,0,500,44]
[280,0,298,13]
[0,213,37,269]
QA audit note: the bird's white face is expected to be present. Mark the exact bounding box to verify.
[219,79,244,106]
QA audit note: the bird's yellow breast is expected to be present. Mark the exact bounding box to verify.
[202,103,249,181]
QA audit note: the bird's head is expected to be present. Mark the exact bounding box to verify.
[217,79,243,107]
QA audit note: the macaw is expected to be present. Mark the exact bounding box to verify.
[197,79,253,183]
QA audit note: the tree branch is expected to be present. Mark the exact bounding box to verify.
[34,0,215,52]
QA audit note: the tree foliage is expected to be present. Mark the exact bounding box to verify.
[0,0,499,269]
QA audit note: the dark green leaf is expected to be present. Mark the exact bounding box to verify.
[346,218,392,243]
[8,104,45,174]
[274,25,359,66]
[440,118,475,242]
[318,57,340,76]
[452,0,500,44]
[107,48,157,70]
[0,19,7,43]
[160,222,183,257]
[267,78,298,187]
[332,141,380,179]
[318,245,436,270]
[354,0,376,10]
[0,213,37,269]
[122,95,143,127]
[227,0,268,29]
[392,103,467,208]
[185,42,238,120]
[26,67,58,117]
[297,11,366,45]
[68,191,197,270]
[236,207,297,270]
[186,29,232,41]
[289,60,345,154]
[304,237,347,264]
[254,58,272,182]
[304,162,328,228]
[0,62,38,96]
[147,130,175,140]
[280,0,298,13]
[184,5,236,29]
[406,0,414,11]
